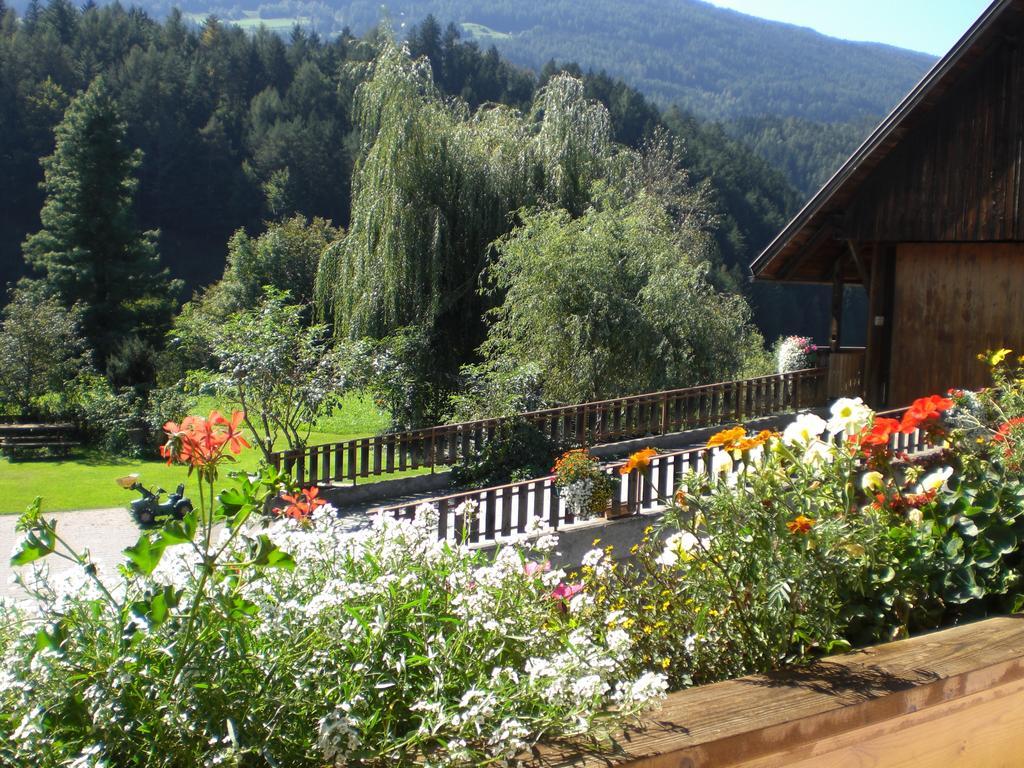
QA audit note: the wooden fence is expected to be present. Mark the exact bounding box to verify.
[378,407,933,545]
[270,368,829,485]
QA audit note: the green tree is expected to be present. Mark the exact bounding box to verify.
[0,282,91,417]
[193,288,346,460]
[480,188,760,404]
[22,75,180,370]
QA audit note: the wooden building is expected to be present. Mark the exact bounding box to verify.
[751,0,1024,407]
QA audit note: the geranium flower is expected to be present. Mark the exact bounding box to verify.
[551,582,583,612]
[848,417,900,451]
[273,486,327,522]
[786,515,815,534]
[899,394,954,433]
[213,410,251,455]
[620,448,658,475]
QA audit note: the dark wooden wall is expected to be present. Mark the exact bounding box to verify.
[846,31,1024,243]
[888,243,1024,405]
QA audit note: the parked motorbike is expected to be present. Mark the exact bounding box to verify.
[117,475,193,529]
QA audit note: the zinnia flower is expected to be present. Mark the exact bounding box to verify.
[786,515,815,534]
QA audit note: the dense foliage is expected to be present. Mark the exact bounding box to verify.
[1,418,667,766]
[16,0,932,122]
[0,0,832,348]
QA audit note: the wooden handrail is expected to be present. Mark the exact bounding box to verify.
[377,405,933,544]
[270,368,830,486]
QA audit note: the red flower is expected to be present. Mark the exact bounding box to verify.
[273,486,327,522]
[551,582,583,612]
[994,417,1024,443]
[899,395,954,434]
[160,411,250,469]
[849,417,901,451]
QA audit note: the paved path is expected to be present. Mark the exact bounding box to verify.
[1,507,139,597]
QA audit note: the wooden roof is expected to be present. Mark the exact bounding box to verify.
[751,0,1024,284]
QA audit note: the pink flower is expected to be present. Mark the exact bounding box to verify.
[551,582,583,603]
[524,560,550,577]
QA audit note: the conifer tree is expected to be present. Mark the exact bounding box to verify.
[22,76,179,370]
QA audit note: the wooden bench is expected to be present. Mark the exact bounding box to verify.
[0,423,81,459]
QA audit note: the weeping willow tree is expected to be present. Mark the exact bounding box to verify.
[315,39,616,362]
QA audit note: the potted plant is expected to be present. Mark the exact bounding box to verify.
[552,448,617,519]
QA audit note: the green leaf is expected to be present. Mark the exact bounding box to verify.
[33,622,65,655]
[11,526,57,566]
[987,526,1018,556]
[957,518,980,537]
[130,585,181,628]
[122,535,167,576]
[250,535,296,570]
[159,511,197,546]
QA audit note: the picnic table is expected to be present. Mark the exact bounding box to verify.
[0,422,81,459]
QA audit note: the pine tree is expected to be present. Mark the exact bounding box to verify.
[22,76,179,370]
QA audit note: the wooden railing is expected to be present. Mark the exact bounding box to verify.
[379,407,933,545]
[270,368,829,485]
[819,346,866,399]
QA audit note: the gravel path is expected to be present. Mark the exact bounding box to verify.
[1,507,140,597]
[2,503,379,599]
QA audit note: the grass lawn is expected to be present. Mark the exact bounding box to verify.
[0,393,429,514]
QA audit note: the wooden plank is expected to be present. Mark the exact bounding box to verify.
[533,616,1024,768]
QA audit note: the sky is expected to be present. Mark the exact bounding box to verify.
[703,0,993,56]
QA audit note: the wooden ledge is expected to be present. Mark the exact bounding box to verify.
[532,616,1024,767]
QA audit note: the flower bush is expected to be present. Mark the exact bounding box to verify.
[775,335,816,374]
[552,449,616,519]
[1,414,666,767]
[578,390,1024,690]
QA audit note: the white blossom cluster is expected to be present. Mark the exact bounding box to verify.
[776,335,816,374]
[1,498,667,768]
[559,477,596,518]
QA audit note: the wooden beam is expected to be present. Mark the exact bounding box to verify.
[830,255,846,352]
[776,224,835,280]
[845,239,871,287]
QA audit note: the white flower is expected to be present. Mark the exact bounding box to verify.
[801,440,834,468]
[655,531,701,567]
[581,548,604,567]
[710,448,733,476]
[828,397,873,437]
[782,413,827,447]
[918,466,954,494]
[860,470,884,492]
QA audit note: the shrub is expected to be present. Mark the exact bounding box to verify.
[577,395,1007,689]
[449,420,559,489]
[774,334,816,373]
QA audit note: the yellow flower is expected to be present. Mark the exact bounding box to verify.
[786,515,816,534]
[979,348,1012,366]
[621,447,659,475]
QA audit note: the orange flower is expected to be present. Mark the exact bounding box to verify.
[673,489,688,508]
[620,447,658,475]
[736,429,777,451]
[786,515,815,534]
[273,486,327,522]
[899,394,954,434]
[708,426,746,451]
[160,410,249,468]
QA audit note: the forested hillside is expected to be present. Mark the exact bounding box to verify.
[1,3,816,337]
[5,0,935,123]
